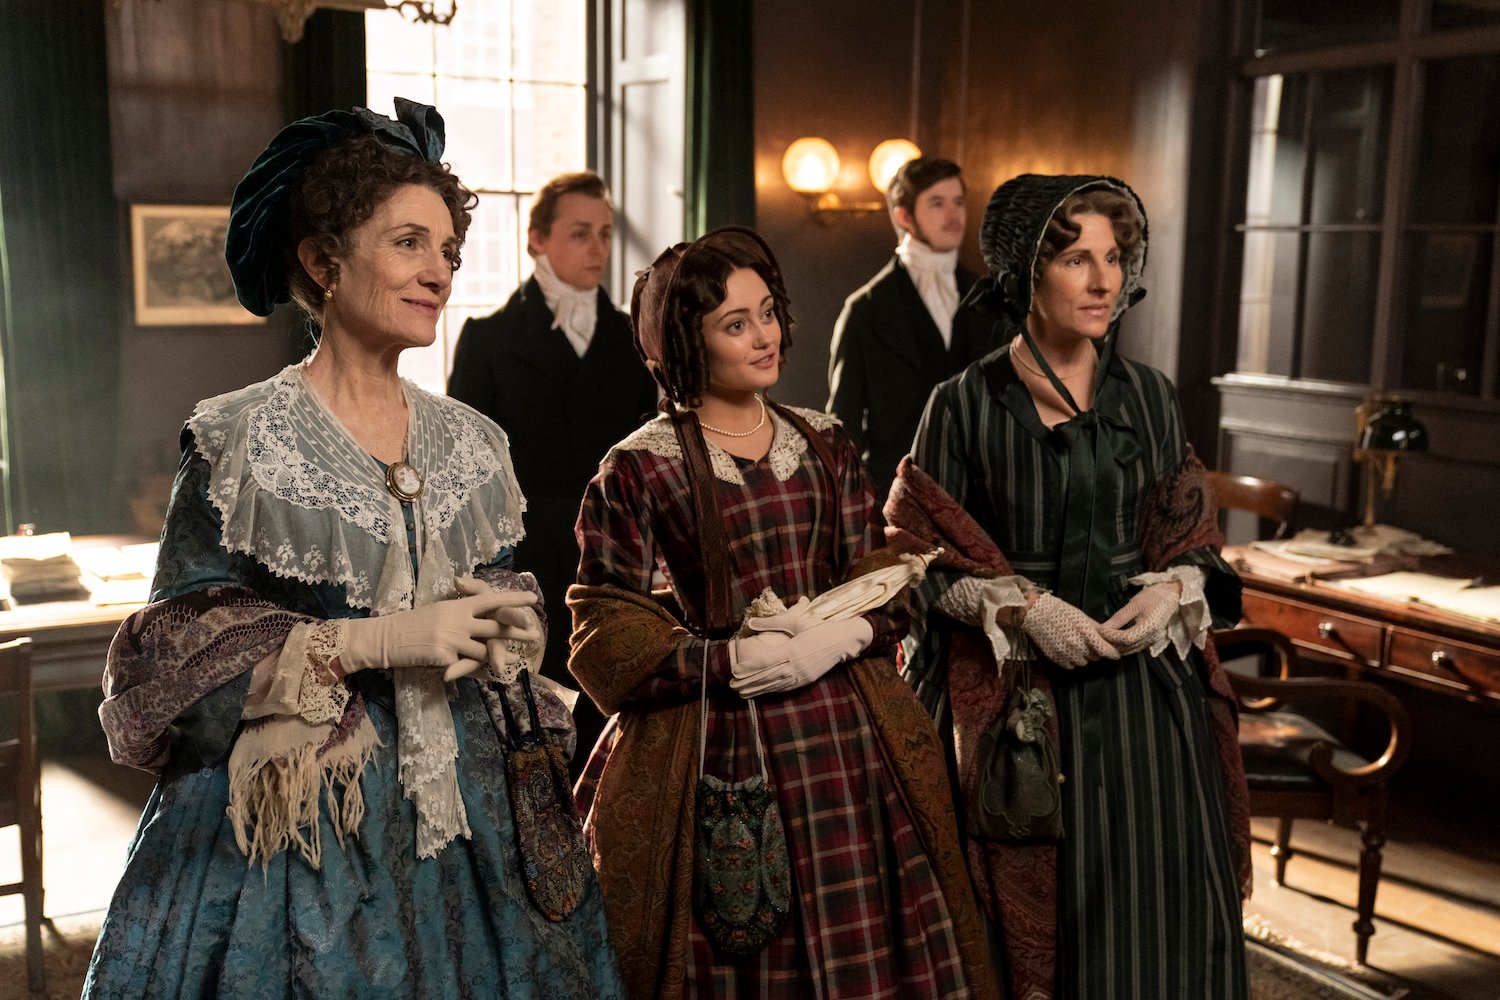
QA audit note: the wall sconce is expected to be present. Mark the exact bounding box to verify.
[781,136,921,224]
[1353,396,1429,526]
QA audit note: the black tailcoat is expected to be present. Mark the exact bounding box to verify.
[448,278,658,770]
[827,256,1002,499]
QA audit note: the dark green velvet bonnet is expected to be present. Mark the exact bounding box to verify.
[226,97,447,317]
[962,173,1149,327]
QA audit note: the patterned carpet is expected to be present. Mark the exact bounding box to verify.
[0,909,1413,1000]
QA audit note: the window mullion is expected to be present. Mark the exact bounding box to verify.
[1290,73,1319,380]
[1371,31,1421,392]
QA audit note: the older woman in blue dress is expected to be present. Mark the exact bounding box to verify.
[83,100,622,999]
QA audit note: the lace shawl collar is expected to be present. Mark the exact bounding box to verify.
[187,362,526,612]
[605,404,839,484]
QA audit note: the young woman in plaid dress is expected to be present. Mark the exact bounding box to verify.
[565,228,996,999]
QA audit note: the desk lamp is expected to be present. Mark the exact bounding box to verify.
[1353,397,1428,527]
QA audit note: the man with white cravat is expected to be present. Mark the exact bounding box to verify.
[448,171,657,774]
[827,157,1002,500]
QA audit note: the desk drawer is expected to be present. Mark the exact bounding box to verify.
[1240,592,1384,667]
[1389,627,1500,696]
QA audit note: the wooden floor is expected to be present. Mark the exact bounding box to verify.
[4,753,1499,998]
[1243,773,1500,1000]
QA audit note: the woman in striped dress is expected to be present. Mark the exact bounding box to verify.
[896,175,1250,1000]
[567,227,996,999]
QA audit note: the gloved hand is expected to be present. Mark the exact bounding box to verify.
[455,576,546,681]
[744,596,818,638]
[730,616,874,697]
[1020,593,1121,668]
[336,588,538,682]
[1100,581,1181,656]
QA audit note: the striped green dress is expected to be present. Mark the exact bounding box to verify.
[909,343,1247,999]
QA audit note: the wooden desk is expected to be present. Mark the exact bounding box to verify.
[0,536,148,693]
[1226,547,1500,708]
[0,599,139,693]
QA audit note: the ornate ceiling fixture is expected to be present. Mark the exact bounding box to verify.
[249,0,458,44]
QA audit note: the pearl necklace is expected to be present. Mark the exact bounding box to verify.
[697,395,767,438]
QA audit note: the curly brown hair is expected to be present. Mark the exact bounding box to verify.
[1032,186,1143,285]
[284,134,478,324]
[631,229,795,410]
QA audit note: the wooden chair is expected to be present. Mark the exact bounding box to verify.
[1214,626,1411,964]
[1206,470,1299,540]
[0,637,44,992]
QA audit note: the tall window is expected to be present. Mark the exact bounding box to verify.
[1231,0,1500,400]
[366,1,589,393]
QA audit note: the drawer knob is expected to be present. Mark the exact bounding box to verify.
[1431,650,1450,668]
[1318,621,1337,639]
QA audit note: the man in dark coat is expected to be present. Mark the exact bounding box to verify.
[448,171,658,773]
[827,157,1002,500]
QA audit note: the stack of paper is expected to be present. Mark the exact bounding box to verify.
[1336,572,1500,625]
[0,532,90,605]
[74,542,159,606]
[1258,525,1453,564]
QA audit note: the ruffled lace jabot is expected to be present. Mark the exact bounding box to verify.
[187,360,527,858]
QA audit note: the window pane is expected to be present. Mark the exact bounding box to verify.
[1398,231,1492,395]
[1410,55,1500,225]
[435,0,512,78]
[451,193,521,310]
[1307,69,1390,225]
[512,83,587,191]
[366,14,434,74]
[1300,232,1379,384]
[1244,75,1308,227]
[1429,0,1500,31]
[513,0,587,83]
[1237,230,1301,375]
[435,77,513,190]
[1241,69,1390,227]
[367,71,436,112]
[1255,0,1397,54]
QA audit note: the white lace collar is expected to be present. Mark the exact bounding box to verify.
[187,361,526,613]
[607,404,839,485]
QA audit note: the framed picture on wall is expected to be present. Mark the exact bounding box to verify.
[130,204,261,326]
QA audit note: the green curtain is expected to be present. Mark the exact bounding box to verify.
[283,9,368,121]
[686,0,756,236]
[0,2,122,533]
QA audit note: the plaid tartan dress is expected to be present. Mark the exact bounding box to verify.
[576,407,971,998]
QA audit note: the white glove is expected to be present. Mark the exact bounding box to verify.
[454,576,546,682]
[743,595,819,638]
[1100,581,1180,657]
[1021,593,1121,669]
[336,588,539,682]
[730,616,874,697]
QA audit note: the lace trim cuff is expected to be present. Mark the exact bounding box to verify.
[484,606,543,685]
[242,621,350,725]
[936,574,1033,665]
[1127,565,1210,658]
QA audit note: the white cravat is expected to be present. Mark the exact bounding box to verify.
[895,232,960,348]
[531,254,599,357]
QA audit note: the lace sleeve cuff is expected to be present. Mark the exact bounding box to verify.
[241,620,351,725]
[483,607,544,685]
[1127,565,1210,658]
[935,574,1033,665]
